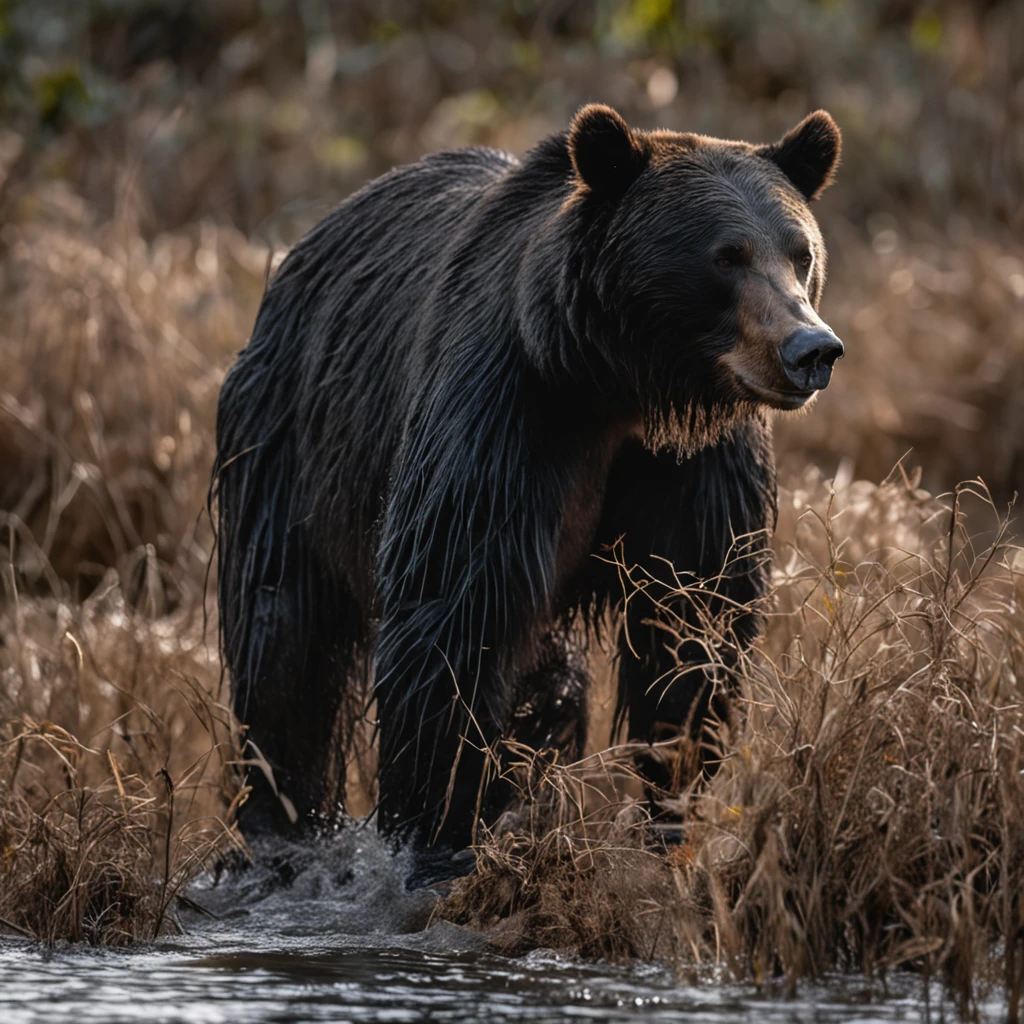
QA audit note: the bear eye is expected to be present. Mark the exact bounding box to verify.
[714,246,745,270]
[797,250,813,270]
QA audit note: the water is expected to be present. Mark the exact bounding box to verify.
[0,832,1001,1024]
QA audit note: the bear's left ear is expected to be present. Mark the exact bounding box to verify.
[568,104,650,199]
[759,110,841,201]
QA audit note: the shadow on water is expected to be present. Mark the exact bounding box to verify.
[0,830,1006,1024]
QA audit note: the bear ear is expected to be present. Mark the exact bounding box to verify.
[759,110,841,201]
[568,104,649,199]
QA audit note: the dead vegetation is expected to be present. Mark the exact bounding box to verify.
[0,188,265,599]
[0,579,243,944]
[0,196,257,944]
[441,473,1024,1020]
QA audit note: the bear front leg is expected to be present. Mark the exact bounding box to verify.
[372,401,566,884]
[603,416,777,803]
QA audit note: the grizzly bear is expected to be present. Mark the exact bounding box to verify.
[212,105,843,884]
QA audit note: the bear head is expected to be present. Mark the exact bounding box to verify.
[562,104,843,451]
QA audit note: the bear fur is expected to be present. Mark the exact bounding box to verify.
[212,105,842,880]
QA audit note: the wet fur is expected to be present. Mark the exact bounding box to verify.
[212,109,836,855]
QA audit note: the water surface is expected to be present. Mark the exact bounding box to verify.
[0,832,1000,1023]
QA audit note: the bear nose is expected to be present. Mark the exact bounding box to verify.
[779,328,844,392]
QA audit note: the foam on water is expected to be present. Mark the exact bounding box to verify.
[185,827,449,945]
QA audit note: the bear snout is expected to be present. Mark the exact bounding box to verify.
[779,327,844,393]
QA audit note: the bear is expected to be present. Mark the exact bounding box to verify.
[211,104,843,884]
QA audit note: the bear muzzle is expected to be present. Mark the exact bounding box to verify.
[779,327,844,394]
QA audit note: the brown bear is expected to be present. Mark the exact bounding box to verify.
[212,104,843,884]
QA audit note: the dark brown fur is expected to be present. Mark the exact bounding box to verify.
[212,105,842,883]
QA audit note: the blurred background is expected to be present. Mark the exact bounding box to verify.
[0,0,1021,616]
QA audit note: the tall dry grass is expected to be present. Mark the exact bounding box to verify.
[0,184,264,597]
[0,582,243,944]
[441,473,1024,1020]
[0,194,259,943]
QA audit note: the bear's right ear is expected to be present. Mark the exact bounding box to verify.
[759,110,841,201]
[568,104,649,199]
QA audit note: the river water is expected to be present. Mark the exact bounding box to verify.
[0,831,1004,1024]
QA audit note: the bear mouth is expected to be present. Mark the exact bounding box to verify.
[732,374,816,411]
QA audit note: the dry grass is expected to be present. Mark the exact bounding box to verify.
[0,582,243,944]
[441,473,1024,1019]
[0,183,264,598]
[0,194,257,944]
